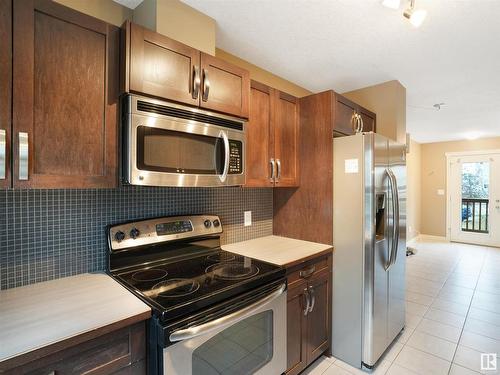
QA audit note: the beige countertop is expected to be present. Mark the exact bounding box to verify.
[222,235,333,267]
[0,273,151,364]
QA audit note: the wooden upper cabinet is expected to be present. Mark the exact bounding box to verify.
[126,21,200,107]
[359,109,375,132]
[200,52,250,118]
[246,81,273,187]
[273,90,299,187]
[123,22,250,118]
[12,0,119,188]
[334,95,358,136]
[0,0,11,189]
[246,80,299,188]
[334,94,376,136]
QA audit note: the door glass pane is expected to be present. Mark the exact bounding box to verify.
[461,162,489,233]
[136,126,224,174]
[192,310,273,375]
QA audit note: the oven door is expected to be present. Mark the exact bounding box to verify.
[126,113,245,187]
[163,283,287,375]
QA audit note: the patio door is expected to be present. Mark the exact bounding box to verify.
[448,152,500,247]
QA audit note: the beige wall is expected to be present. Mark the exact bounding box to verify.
[54,0,132,26]
[343,80,406,144]
[421,137,500,237]
[406,139,422,241]
[216,49,312,98]
[59,0,309,97]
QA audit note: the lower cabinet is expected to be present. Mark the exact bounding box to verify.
[2,322,147,375]
[286,253,332,375]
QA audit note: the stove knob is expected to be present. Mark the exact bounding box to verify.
[213,219,220,228]
[204,219,212,229]
[130,228,140,239]
[114,231,125,242]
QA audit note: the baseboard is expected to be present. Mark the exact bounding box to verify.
[418,234,448,242]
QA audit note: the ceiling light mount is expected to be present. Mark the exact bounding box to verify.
[403,0,427,27]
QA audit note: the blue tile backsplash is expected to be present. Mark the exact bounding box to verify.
[0,186,273,290]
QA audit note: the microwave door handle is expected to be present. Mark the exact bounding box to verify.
[169,283,286,342]
[218,131,230,183]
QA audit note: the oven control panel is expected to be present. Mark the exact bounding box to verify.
[109,215,223,252]
[228,140,243,175]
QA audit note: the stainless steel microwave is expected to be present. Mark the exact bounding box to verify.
[122,95,245,187]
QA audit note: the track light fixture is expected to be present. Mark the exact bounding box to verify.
[403,0,427,27]
[382,0,427,28]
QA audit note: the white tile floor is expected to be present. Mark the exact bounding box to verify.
[303,238,500,375]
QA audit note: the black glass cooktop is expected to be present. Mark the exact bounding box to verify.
[115,249,284,322]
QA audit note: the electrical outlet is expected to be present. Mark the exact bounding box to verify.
[244,211,252,227]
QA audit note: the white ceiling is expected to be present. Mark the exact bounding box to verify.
[182,0,500,143]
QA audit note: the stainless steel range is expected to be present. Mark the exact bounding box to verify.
[107,215,287,375]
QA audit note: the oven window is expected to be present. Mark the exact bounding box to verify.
[192,310,273,374]
[136,126,224,174]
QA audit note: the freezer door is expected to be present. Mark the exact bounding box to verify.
[362,133,390,367]
[387,140,406,342]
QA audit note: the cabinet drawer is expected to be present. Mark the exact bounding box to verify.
[288,256,330,287]
[5,322,146,375]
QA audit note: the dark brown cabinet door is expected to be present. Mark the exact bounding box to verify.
[127,21,200,107]
[200,52,250,118]
[306,269,331,363]
[359,110,376,132]
[273,90,299,187]
[246,81,273,187]
[0,0,11,189]
[334,95,357,136]
[12,0,119,188]
[286,280,308,375]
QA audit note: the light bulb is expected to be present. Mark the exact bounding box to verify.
[408,9,427,27]
[382,0,401,10]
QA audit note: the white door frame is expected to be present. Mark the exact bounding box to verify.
[446,149,500,243]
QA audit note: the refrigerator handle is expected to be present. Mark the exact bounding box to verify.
[391,170,400,266]
[385,169,398,271]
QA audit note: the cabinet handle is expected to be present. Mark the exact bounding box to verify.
[202,68,210,101]
[351,113,358,133]
[308,286,316,313]
[19,132,28,180]
[299,265,315,279]
[276,159,281,182]
[270,158,275,182]
[303,288,310,316]
[192,65,201,99]
[0,129,5,180]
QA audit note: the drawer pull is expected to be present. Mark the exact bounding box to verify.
[299,265,315,279]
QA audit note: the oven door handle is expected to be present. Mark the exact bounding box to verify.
[218,130,230,183]
[169,283,286,343]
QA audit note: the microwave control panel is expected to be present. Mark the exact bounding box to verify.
[228,140,243,174]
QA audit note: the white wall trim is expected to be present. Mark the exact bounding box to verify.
[445,149,500,157]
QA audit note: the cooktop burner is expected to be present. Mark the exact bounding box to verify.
[132,269,168,282]
[206,262,259,280]
[206,252,236,263]
[150,278,200,298]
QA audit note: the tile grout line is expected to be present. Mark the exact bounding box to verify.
[446,249,486,375]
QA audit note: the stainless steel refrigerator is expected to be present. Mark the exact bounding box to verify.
[332,132,406,369]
